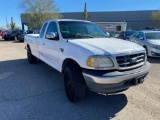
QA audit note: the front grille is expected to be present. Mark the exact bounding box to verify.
[116,52,145,68]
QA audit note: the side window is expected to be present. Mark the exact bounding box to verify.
[121,31,124,36]
[46,22,59,40]
[138,32,145,39]
[40,22,48,38]
[134,32,140,38]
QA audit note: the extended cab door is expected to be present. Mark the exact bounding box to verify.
[41,21,60,70]
[38,22,48,60]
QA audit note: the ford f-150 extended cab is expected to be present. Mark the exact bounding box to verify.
[24,19,150,102]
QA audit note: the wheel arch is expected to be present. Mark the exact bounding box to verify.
[27,44,30,49]
[62,58,81,74]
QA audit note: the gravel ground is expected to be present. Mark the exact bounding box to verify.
[0,39,160,120]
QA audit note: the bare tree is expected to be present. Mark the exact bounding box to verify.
[20,0,62,29]
[151,10,160,27]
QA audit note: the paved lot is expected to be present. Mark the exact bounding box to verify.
[0,38,160,120]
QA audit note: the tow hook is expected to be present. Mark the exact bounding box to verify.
[134,76,144,85]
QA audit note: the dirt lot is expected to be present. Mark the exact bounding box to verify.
[0,39,160,120]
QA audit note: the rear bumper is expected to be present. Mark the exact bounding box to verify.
[82,62,150,93]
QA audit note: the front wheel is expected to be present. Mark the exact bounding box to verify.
[27,47,37,64]
[144,46,148,55]
[64,65,86,102]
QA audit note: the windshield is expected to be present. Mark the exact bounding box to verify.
[125,31,136,36]
[59,21,107,39]
[145,32,160,40]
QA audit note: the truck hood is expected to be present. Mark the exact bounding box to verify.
[69,38,144,55]
[147,39,160,45]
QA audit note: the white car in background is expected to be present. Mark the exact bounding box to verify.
[129,31,160,57]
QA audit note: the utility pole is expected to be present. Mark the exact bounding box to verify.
[6,17,10,29]
[84,3,88,20]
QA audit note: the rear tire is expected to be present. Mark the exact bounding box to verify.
[27,47,37,64]
[64,64,86,102]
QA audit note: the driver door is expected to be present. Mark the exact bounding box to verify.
[41,21,60,70]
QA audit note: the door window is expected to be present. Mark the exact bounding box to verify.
[40,22,48,38]
[134,32,140,38]
[138,32,144,39]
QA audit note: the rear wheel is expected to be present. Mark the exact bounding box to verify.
[64,64,86,102]
[27,47,37,64]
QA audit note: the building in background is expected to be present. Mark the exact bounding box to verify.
[21,10,159,31]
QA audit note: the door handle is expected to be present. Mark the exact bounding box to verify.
[60,48,64,52]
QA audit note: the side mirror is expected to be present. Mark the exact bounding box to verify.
[139,37,144,40]
[46,32,56,39]
[106,32,110,37]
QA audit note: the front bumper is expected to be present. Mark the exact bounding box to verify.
[148,47,160,57]
[82,62,150,93]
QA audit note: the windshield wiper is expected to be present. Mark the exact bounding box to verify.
[81,35,94,38]
[64,35,94,39]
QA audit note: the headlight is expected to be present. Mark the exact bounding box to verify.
[87,56,114,68]
[149,44,159,49]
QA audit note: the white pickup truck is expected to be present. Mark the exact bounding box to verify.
[24,19,150,102]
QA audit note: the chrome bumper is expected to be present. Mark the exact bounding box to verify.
[82,62,151,93]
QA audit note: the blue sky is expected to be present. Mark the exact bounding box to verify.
[0,0,160,29]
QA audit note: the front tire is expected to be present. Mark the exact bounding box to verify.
[144,46,148,56]
[27,47,37,64]
[64,64,86,102]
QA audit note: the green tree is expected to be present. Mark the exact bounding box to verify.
[10,17,15,30]
[14,26,21,30]
[20,0,62,29]
[151,10,160,26]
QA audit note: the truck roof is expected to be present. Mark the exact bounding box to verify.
[45,19,91,23]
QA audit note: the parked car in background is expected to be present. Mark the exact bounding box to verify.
[17,29,40,42]
[114,31,121,38]
[153,29,160,31]
[18,30,34,42]
[17,34,25,42]
[1,30,10,39]
[3,30,24,41]
[119,30,136,40]
[0,30,3,36]
[129,31,160,57]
